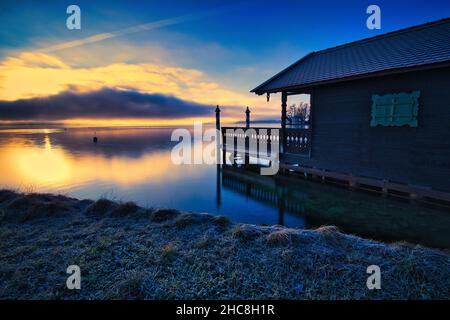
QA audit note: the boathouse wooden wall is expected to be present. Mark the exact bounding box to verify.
[285,66,450,193]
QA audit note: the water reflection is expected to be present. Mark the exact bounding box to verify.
[0,127,449,248]
[0,133,192,187]
[221,166,450,248]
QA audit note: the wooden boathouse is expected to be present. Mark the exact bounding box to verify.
[221,18,450,203]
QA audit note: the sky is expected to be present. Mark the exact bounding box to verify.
[0,0,449,126]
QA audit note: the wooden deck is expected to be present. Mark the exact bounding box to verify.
[221,126,450,205]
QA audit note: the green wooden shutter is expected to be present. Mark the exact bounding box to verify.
[370,91,420,127]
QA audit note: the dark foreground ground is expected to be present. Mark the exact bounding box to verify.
[0,190,449,299]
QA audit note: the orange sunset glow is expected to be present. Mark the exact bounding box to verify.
[0,49,279,125]
[0,134,200,188]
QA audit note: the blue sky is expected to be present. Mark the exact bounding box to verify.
[2,0,449,57]
[0,0,449,124]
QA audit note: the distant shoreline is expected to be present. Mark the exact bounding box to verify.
[0,190,449,299]
[0,120,280,130]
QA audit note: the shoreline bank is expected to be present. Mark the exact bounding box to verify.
[0,190,448,299]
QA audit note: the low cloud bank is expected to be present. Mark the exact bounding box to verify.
[0,88,214,121]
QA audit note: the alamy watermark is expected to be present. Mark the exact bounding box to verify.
[367,5,381,30]
[366,265,381,290]
[66,265,81,290]
[66,5,81,30]
[170,122,279,175]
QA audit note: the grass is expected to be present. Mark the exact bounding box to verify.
[1,193,73,222]
[0,189,449,300]
[160,244,177,258]
[86,198,117,216]
[175,213,199,227]
[212,215,230,227]
[112,201,140,217]
[150,208,180,222]
[267,229,295,245]
[232,225,263,241]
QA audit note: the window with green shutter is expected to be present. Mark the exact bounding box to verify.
[370,91,420,127]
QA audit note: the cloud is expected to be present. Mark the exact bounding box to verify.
[41,5,237,53]
[0,51,260,108]
[0,88,214,121]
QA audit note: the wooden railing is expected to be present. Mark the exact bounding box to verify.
[221,127,280,162]
[221,127,311,161]
[284,128,312,156]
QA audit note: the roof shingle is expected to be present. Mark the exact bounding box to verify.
[251,18,450,94]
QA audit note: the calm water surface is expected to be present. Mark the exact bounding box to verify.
[0,126,449,248]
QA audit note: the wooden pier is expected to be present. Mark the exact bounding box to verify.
[217,106,450,206]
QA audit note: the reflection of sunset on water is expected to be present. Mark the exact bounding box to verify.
[0,133,200,189]
[0,126,449,248]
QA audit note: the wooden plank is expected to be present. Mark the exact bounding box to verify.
[280,163,450,203]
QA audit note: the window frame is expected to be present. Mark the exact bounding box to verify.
[370,91,420,127]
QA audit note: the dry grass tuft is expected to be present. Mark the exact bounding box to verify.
[212,215,230,227]
[3,194,71,222]
[267,229,296,245]
[0,190,19,204]
[112,201,139,217]
[150,208,180,222]
[316,225,341,235]
[195,239,210,249]
[315,225,348,248]
[6,195,40,212]
[160,244,177,258]
[30,201,71,220]
[107,271,145,299]
[175,213,197,227]
[232,225,263,241]
[86,198,117,216]
[175,213,211,228]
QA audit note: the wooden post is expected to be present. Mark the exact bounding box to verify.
[222,130,227,165]
[233,133,238,167]
[245,106,251,128]
[215,105,221,130]
[281,92,287,154]
[215,105,221,165]
[245,107,250,165]
[281,92,287,129]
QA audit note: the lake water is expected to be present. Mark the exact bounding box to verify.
[0,126,449,248]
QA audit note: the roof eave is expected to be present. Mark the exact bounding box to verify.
[251,60,450,95]
[250,52,315,94]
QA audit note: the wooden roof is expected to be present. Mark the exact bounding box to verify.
[252,18,450,95]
